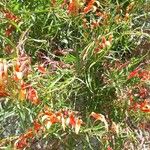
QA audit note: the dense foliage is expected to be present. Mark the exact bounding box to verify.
[0,0,150,149]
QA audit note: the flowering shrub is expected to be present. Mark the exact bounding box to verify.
[0,0,150,149]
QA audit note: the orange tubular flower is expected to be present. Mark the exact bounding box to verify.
[33,120,42,132]
[56,111,66,131]
[84,0,95,14]
[24,130,34,139]
[66,112,83,134]
[91,21,99,29]
[18,81,31,101]
[3,9,19,22]
[37,65,47,74]
[107,145,113,150]
[140,100,150,113]
[75,118,83,134]
[13,53,31,81]
[66,112,76,127]
[128,68,140,79]
[90,112,105,121]
[128,68,150,80]
[41,111,60,129]
[5,26,14,36]
[101,36,111,47]
[0,86,9,97]
[138,70,150,81]
[21,81,31,90]
[13,62,23,81]
[14,130,34,149]
[68,0,80,15]
[14,136,28,149]
[27,87,40,105]
[90,112,108,130]
[94,36,111,53]
[38,109,83,134]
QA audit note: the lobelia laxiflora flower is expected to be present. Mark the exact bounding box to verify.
[84,0,95,14]
[90,112,108,131]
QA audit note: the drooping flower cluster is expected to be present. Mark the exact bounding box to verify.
[38,108,83,134]
[13,53,31,81]
[0,54,41,105]
[14,108,83,149]
[14,109,120,149]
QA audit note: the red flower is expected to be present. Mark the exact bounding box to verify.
[91,21,99,28]
[14,136,28,149]
[84,0,95,14]
[5,26,14,36]
[37,65,47,74]
[68,0,79,15]
[128,69,150,80]
[24,130,34,139]
[21,81,31,90]
[90,112,108,130]
[140,100,150,113]
[66,112,83,134]
[129,102,140,111]
[94,36,111,53]
[27,87,40,105]
[13,62,23,81]
[68,112,76,127]
[33,120,42,133]
[14,130,33,149]
[107,145,113,150]
[138,70,150,80]
[75,118,83,134]
[3,10,19,21]
[38,108,83,134]
[40,110,60,129]
[90,112,105,121]
[139,87,148,98]
[129,99,150,113]
[128,68,140,79]
[0,88,9,97]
